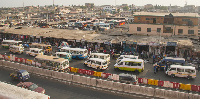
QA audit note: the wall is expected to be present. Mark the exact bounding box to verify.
[174,25,198,36]
[129,24,198,36]
[129,24,169,36]
[174,17,198,26]
[134,16,165,24]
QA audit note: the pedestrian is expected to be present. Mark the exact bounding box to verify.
[153,54,155,64]
[103,49,106,54]
[153,64,157,74]
[165,61,169,71]
[141,51,144,59]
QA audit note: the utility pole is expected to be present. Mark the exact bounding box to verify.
[53,0,54,6]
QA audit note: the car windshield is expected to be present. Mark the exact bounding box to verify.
[28,84,38,91]
[22,71,29,76]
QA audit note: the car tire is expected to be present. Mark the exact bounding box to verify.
[171,74,175,78]
[135,70,139,73]
[187,76,192,80]
[114,67,119,71]
[97,67,101,71]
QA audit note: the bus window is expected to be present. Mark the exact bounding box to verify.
[94,55,98,58]
[137,63,141,66]
[103,62,107,65]
[80,51,83,54]
[169,68,176,71]
[100,56,104,59]
[125,62,129,65]
[119,62,123,65]
[177,68,184,72]
[96,61,101,65]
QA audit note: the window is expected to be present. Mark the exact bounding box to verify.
[146,18,150,20]
[157,28,161,32]
[100,56,104,59]
[166,27,171,30]
[94,55,98,58]
[137,27,141,31]
[182,19,190,22]
[177,68,184,72]
[169,68,176,71]
[147,28,151,32]
[138,17,140,20]
[188,30,194,34]
[125,62,129,65]
[178,29,183,34]
[119,62,123,65]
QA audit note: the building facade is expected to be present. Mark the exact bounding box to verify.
[129,12,200,36]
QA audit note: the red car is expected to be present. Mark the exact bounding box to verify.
[17,82,45,94]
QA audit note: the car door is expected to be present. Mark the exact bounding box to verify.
[116,62,124,70]
[91,61,96,68]
[128,62,137,71]
[123,62,130,71]
[176,68,184,77]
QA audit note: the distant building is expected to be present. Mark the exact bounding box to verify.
[129,12,200,36]
[102,5,116,12]
[85,3,94,8]
[144,4,154,10]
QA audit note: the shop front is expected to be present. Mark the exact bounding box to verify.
[166,42,177,56]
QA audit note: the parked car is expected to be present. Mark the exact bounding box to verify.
[10,70,30,81]
[17,82,45,94]
[119,73,138,85]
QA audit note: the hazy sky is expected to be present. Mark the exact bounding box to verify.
[0,0,198,7]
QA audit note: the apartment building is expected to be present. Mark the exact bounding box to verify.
[129,12,200,36]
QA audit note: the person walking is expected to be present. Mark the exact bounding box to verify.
[153,54,155,64]
[154,64,157,74]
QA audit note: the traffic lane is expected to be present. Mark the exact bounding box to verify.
[0,67,136,99]
[0,46,35,60]
[70,58,200,85]
[1,46,200,85]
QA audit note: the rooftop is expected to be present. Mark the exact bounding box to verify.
[133,12,200,17]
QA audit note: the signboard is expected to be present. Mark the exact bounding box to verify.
[76,40,80,42]
[67,39,75,42]
[126,41,133,44]
[137,43,147,45]
[133,42,137,44]
[149,42,159,46]
[122,41,126,44]
[167,42,177,46]
[104,42,111,45]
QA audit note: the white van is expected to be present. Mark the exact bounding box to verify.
[114,58,144,72]
[116,55,139,63]
[165,65,196,79]
[9,45,24,54]
[84,58,109,70]
[90,53,110,63]
[26,48,43,56]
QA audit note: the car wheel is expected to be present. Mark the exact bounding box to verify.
[187,76,192,79]
[97,67,101,71]
[114,67,119,71]
[135,70,139,73]
[171,74,175,78]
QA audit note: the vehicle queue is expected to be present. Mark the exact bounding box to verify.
[1,39,198,80]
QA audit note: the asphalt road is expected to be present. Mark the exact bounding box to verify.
[0,46,200,85]
[0,67,144,99]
